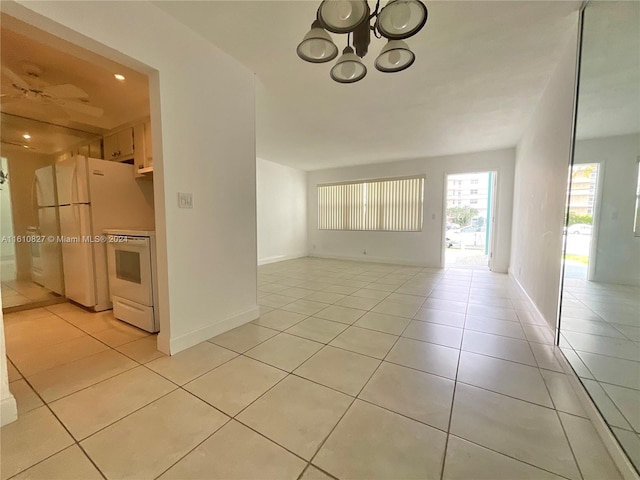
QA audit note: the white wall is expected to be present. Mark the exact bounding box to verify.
[1,147,55,281]
[257,158,307,265]
[307,148,515,272]
[0,304,17,426]
[574,133,640,286]
[7,1,257,354]
[0,157,16,272]
[510,24,579,328]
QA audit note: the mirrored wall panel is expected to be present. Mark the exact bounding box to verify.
[0,114,101,311]
[559,0,640,472]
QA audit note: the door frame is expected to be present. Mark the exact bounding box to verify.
[587,162,604,280]
[441,170,498,270]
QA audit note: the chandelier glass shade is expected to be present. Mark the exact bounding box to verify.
[374,40,415,72]
[375,0,428,40]
[297,20,339,63]
[330,46,368,83]
[296,0,428,83]
[318,0,370,34]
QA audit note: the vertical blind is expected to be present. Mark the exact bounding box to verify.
[318,176,425,231]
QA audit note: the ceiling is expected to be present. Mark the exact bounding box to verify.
[155,0,581,170]
[0,14,150,154]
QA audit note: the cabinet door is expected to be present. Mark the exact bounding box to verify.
[144,121,153,165]
[117,128,134,158]
[103,133,119,160]
[77,144,89,156]
[88,139,103,159]
[133,124,146,175]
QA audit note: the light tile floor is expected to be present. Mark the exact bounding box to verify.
[1,258,625,479]
[1,279,60,308]
[559,274,640,473]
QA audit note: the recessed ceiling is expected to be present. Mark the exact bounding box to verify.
[1,14,150,154]
[155,0,581,170]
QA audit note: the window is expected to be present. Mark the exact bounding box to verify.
[318,176,424,232]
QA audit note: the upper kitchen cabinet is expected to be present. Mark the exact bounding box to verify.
[54,137,103,162]
[134,121,153,177]
[103,127,134,161]
[76,138,103,159]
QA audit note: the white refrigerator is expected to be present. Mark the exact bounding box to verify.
[33,165,64,295]
[56,156,155,311]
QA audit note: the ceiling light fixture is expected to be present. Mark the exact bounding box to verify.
[297,0,428,83]
[22,133,31,139]
[114,73,126,81]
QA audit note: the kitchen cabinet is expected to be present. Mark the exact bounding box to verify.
[103,127,134,161]
[134,121,153,177]
[55,137,102,162]
[88,138,103,158]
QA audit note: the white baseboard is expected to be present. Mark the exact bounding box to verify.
[0,394,17,427]
[258,252,307,266]
[309,253,430,268]
[161,306,260,355]
[508,270,552,329]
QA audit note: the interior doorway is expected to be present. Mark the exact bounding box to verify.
[563,163,600,280]
[444,171,496,268]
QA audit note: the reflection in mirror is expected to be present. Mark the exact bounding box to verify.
[559,0,640,473]
[0,114,101,311]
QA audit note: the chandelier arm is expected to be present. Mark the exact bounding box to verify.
[369,0,381,20]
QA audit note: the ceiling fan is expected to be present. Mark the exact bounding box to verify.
[0,63,104,118]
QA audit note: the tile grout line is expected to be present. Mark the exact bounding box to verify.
[7,314,236,479]
[6,259,623,480]
[149,330,353,479]
[261,262,596,478]
[444,433,579,480]
[517,275,596,480]
[45,305,153,351]
[437,269,471,480]
[4,360,109,480]
[554,407,587,480]
[300,268,424,479]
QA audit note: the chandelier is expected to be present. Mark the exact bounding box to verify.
[296,0,428,83]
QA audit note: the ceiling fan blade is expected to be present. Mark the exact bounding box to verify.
[53,98,104,117]
[1,66,30,90]
[43,84,88,99]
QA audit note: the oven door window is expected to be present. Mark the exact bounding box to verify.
[115,249,142,284]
